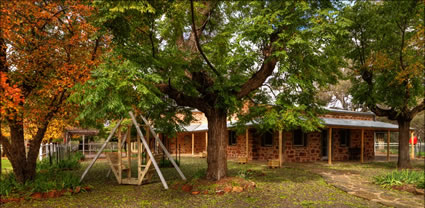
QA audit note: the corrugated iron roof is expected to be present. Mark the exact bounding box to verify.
[321,118,398,129]
[181,118,399,132]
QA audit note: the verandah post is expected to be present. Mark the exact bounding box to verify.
[328,128,332,165]
[279,130,282,167]
[192,133,194,156]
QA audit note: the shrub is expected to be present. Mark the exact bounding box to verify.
[37,152,81,171]
[374,170,424,189]
[0,170,82,196]
[0,152,84,197]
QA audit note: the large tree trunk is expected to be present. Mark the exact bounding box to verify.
[5,120,48,183]
[205,109,228,180]
[397,119,412,169]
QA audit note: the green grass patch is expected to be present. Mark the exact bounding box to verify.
[2,158,12,171]
[0,152,86,197]
[417,152,425,157]
[374,169,425,189]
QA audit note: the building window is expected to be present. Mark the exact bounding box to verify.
[293,129,307,146]
[184,135,191,145]
[261,131,273,147]
[339,129,350,147]
[228,130,237,146]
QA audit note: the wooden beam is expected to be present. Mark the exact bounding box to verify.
[129,111,169,189]
[328,128,332,165]
[361,129,364,163]
[82,135,85,156]
[145,126,150,150]
[279,130,282,167]
[411,131,414,159]
[387,130,390,161]
[79,118,122,182]
[245,128,249,159]
[139,114,186,181]
[137,127,142,182]
[118,126,122,184]
[126,125,131,179]
[192,133,195,155]
[205,132,208,152]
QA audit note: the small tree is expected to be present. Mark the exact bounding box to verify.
[341,1,424,168]
[0,0,104,183]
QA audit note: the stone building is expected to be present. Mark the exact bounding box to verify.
[163,108,399,164]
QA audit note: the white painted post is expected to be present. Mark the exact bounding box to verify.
[45,143,49,156]
[39,145,43,160]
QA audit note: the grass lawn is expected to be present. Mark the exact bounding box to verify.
[1,158,12,172]
[2,157,386,208]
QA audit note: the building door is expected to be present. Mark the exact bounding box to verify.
[321,130,328,159]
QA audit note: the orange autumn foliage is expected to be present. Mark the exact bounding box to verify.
[0,72,24,119]
[0,0,104,126]
[0,0,107,182]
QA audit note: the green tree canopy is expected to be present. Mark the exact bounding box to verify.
[341,0,424,168]
[74,0,345,180]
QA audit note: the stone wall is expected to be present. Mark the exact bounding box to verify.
[332,129,375,161]
[168,128,375,162]
[251,130,279,160]
[227,131,249,159]
[168,132,206,154]
[283,131,322,162]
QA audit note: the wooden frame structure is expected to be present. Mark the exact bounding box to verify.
[80,112,186,189]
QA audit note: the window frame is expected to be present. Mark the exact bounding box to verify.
[293,129,307,147]
[228,130,237,146]
[339,129,350,147]
[261,131,274,147]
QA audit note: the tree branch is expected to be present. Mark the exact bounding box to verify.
[236,33,278,99]
[368,105,398,120]
[410,100,425,119]
[91,38,100,61]
[190,0,220,78]
[157,83,209,112]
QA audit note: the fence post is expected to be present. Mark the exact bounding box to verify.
[39,145,43,160]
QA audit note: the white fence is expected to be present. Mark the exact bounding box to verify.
[38,143,78,161]
[374,142,425,155]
